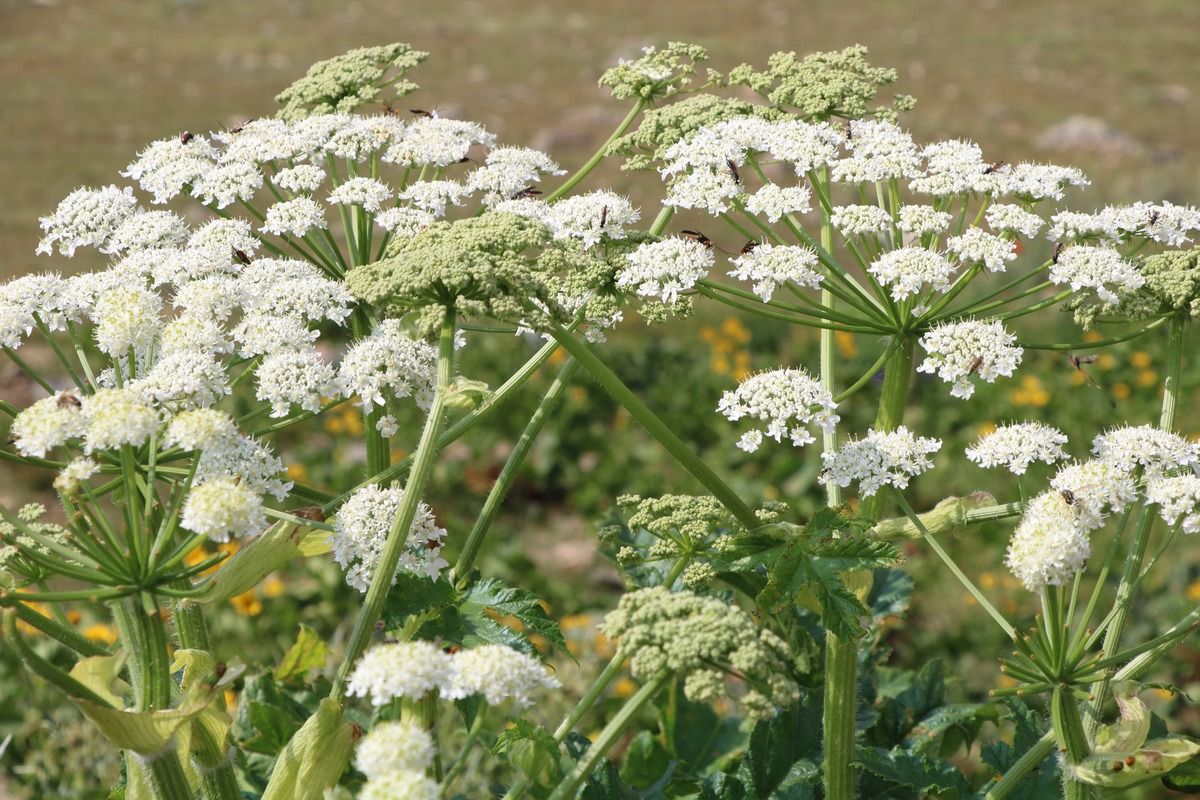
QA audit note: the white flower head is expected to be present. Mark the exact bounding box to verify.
[327,176,393,213]
[0,273,67,349]
[398,180,468,217]
[323,114,405,161]
[346,641,454,705]
[946,227,1017,272]
[831,120,921,183]
[83,388,160,453]
[92,286,163,358]
[107,211,189,254]
[194,433,290,501]
[965,422,1069,475]
[917,319,1023,399]
[617,237,713,304]
[37,185,138,257]
[665,168,742,216]
[130,351,229,411]
[908,139,988,197]
[465,146,565,205]
[165,408,238,452]
[355,721,436,780]
[383,116,495,167]
[180,477,266,543]
[1091,425,1199,476]
[256,347,340,418]
[11,393,89,458]
[338,319,438,414]
[216,117,305,164]
[1002,162,1089,202]
[717,368,839,451]
[819,426,941,497]
[190,162,263,209]
[375,207,436,237]
[1049,246,1144,304]
[986,204,1045,239]
[122,135,218,204]
[360,771,440,800]
[1145,475,1200,533]
[260,197,329,238]
[1006,490,1090,593]
[53,457,101,496]
[186,217,260,264]
[727,243,822,302]
[831,205,892,237]
[868,247,956,301]
[765,118,844,174]
[444,644,561,706]
[744,183,812,223]
[232,313,320,358]
[898,205,953,236]
[329,484,448,592]
[545,190,639,248]
[1050,460,1139,531]
[273,164,327,194]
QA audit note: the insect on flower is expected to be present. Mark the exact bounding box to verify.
[599,205,609,229]
[510,186,543,200]
[966,355,985,376]
[180,131,194,145]
[1146,210,1161,230]
[984,161,1005,174]
[725,159,742,187]
[56,391,82,409]
[233,248,252,266]
[409,108,435,118]
[1052,242,1064,264]
[680,229,715,249]
[739,240,759,256]
[229,118,256,134]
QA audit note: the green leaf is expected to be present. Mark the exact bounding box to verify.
[244,701,303,755]
[620,731,673,791]
[866,661,946,748]
[382,570,458,626]
[867,567,912,623]
[460,578,570,659]
[260,698,356,800]
[740,697,821,798]
[854,746,972,799]
[755,511,901,640]
[233,673,313,756]
[494,717,561,780]
[1163,754,1200,792]
[698,773,747,800]
[273,624,333,684]
[909,702,1000,758]
[581,758,639,800]
[658,679,747,772]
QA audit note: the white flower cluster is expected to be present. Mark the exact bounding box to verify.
[346,641,560,707]
[1005,491,1090,593]
[868,247,956,301]
[717,368,839,452]
[831,205,892,237]
[965,422,1069,475]
[819,426,942,497]
[329,484,448,592]
[617,237,714,304]
[831,120,921,183]
[1049,246,1145,304]
[356,721,439,800]
[946,227,1017,272]
[1091,424,1200,475]
[917,319,1023,399]
[726,243,822,302]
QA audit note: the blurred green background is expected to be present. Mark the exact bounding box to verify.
[3,0,1200,796]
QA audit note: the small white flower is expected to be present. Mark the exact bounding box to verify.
[1048,209,1121,243]
[0,273,66,349]
[329,484,448,592]
[323,114,405,161]
[1049,246,1144,304]
[190,162,263,209]
[83,388,159,453]
[327,177,393,213]
[1002,162,1089,202]
[107,211,189,253]
[131,351,229,411]
[898,205,953,236]
[398,180,468,217]
[11,393,89,458]
[375,207,436,237]
[346,641,454,705]
[444,644,561,706]
[986,204,1045,239]
[355,721,436,780]
[831,120,921,183]
[338,319,438,414]
[384,116,495,167]
[1091,425,1199,475]
[909,139,988,197]
[360,771,440,800]
[256,348,340,417]
[1006,491,1090,593]
[545,190,639,247]
[53,457,101,495]
[186,218,260,263]
[122,135,217,204]
[260,197,329,238]
[216,117,305,164]
[946,227,1017,272]
[273,164,326,194]
[92,286,163,358]
[617,237,713,304]
[764,118,843,174]
[164,409,238,452]
[665,168,742,216]
[965,422,1069,475]
[736,430,764,453]
[831,205,892,237]
[232,313,319,357]
[744,183,812,223]
[465,146,565,205]
[718,368,839,451]
[180,477,266,543]
[194,433,290,501]
[819,426,941,497]
[37,185,138,257]
[867,247,956,301]
[917,319,1023,399]
[726,243,822,302]
[1050,460,1138,531]
[1145,475,1200,533]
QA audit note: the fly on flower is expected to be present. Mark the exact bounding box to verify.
[1052,242,1064,264]
[966,355,985,376]
[725,159,743,187]
[55,392,82,409]
[740,240,759,256]
[180,131,194,145]
[233,248,252,266]
[410,108,435,118]
[229,118,256,133]
[984,161,1005,174]
[510,186,543,200]
[599,205,609,229]
[680,229,715,249]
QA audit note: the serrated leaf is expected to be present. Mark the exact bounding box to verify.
[658,679,747,772]
[495,717,560,780]
[699,773,746,800]
[382,570,459,626]
[581,758,639,800]
[621,731,673,790]
[909,702,1000,758]
[855,746,972,799]
[244,701,303,754]
[273,624,333,684]
[867,567,912,622]
[460,578,571,659]
[741,698,821,797]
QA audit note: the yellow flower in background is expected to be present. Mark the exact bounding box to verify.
[230,589,262,617]
[978,422,997,438]
[1137,369,1158,387]
[1112,383,1131,399]
[1010,375,1049,407]
[613,678,638,698]
[262,574,285,598]
[835,330,858,358]
[1129,351,1152,369]
[82,623,119,644]
[1186,579,1200,602]
[286,463,309,482]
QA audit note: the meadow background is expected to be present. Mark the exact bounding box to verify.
[2,0,1200,795]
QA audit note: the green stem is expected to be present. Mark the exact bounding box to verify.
[453,356,581,584]
[1,611,115,706]
[545,668,672,800]
[441,701,488,794]
[134,750,196,800]
[984,731,1055,800]
[545,98,646,203]
[329,306,456,701]
[548,323,757,530]
[823,633,858,800]
[8,601,110,656]
[110,594,173,711]
[858,335,914,521]
[190,718,239,800]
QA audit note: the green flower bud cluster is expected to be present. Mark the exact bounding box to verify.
[727,45,916,122]
[598,42,710,102]
[601,587,799,719]
[0,504,71,586]
[275,43,429,121]
[618,493,744,547]
[607,95,780,171]
[1140,249,1200,317]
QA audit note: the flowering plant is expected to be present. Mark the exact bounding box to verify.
[4,40,1200,800]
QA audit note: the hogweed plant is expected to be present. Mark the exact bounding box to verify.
[3,40,1200,799]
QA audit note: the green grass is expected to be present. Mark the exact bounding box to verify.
[3,0,1199,278]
